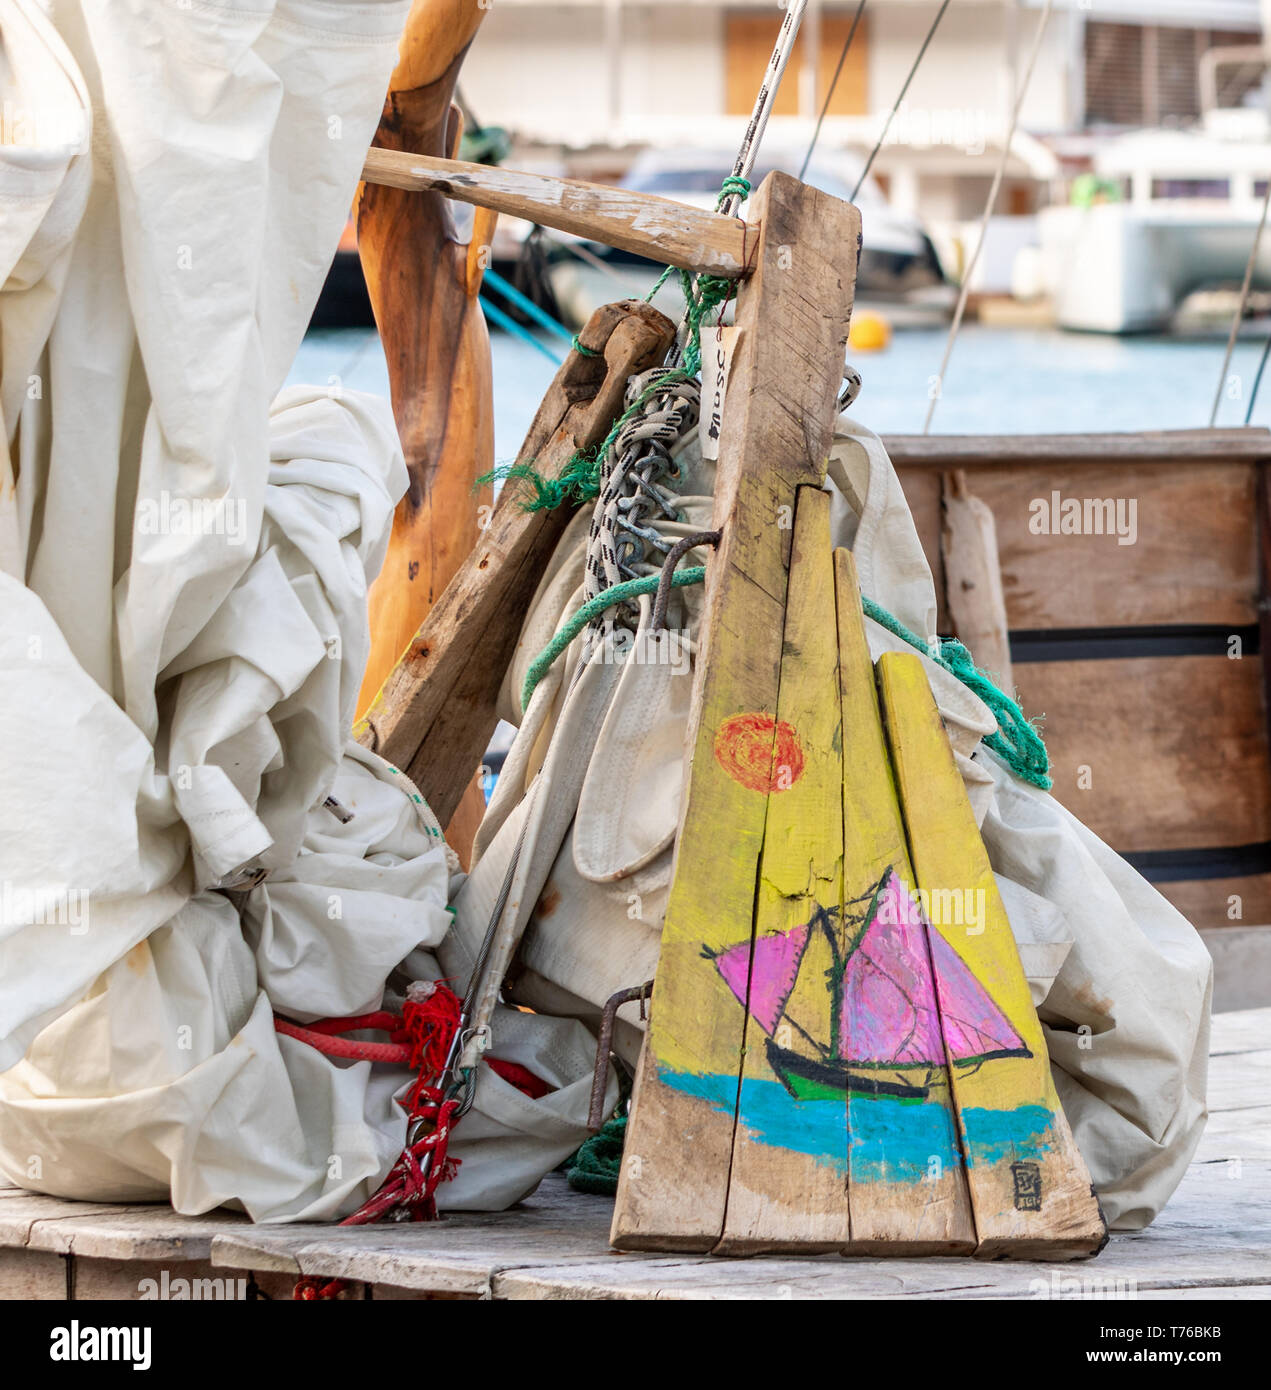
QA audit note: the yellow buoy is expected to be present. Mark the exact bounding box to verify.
[849,312,891,352]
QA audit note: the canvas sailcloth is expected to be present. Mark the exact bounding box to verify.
[446,413,1213,1231]
[0,0,611,1220]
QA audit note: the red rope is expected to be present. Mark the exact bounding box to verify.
[280,984,550,1301]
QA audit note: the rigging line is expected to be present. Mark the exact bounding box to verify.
[1245,328,1271,425]
[922,0,1054,435]
[799,0,868,181]
[850,0,950,203]
[1210,175,1271,427]
[720,0,810,218]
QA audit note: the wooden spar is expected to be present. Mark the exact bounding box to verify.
[611,172,861,1253]
[877,651,1107,1259]
[355,0,493,738]
[354,299,676,825]
[360,147,752,279]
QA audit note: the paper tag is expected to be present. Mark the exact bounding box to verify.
[698,324,741,461]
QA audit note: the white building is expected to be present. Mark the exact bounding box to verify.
[460,0,1264,222]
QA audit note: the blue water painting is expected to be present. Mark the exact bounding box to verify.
[660,1067,1054,1183]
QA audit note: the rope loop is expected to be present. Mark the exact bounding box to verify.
[715,175,752,209]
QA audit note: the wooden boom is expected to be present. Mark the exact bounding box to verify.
[361,147,753,279]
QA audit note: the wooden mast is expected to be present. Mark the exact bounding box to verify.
[355,0,494,733]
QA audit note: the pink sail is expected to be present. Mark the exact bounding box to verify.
[929,928,1029,1061]
[838,871,946,1065]
[714,925,809,1037]
[713,869,1029,1068]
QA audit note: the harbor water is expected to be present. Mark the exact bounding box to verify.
[290,321,1271,462]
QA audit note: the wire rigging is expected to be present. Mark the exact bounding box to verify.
[922,0,1054,434]
[799,0,868,181]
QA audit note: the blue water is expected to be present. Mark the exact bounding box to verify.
[289,321,1271,453]
[661,1066,1054,1183]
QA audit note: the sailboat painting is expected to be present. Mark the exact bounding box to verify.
[682,868,1053,1183]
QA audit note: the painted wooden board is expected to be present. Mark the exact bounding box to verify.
[611,173,861,1252]
[360,147,750,279]
[835,550,976,1254]
[877,651,1107,1258]
[715,487,849,1254]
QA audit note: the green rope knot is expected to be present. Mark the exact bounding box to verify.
[571,334,599,358]
[565,1116,627,1197]
[716,175,752,208]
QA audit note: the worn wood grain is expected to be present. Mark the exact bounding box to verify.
[968,463,1257,630]
[1170,880,1271,933]
[611,173,861,1253]
[879,651,1106,1259]
[355,299,675,824]
[355,0,494,718]
[361,147,752,278]
[1012,654,1271,855]
[884,429,1271,466]
[941,471,1013,687]
[0,1016,1267,1299]
[835,550,976,1255]
[716,488,850,1254]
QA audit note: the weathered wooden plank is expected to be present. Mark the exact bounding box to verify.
[896,467,949,631]
[1173,883,1271,936]
[878,651,1106,1259]
[0,1198,237,1260]
[1210,1006,1271,1056]
[950,462,1259,630]
[941,471,1013,688]
[1012,655,1271,856]
[355,299,675,824]
[0,1247,65,1299]
[360,148,752,279]
[611,173,861,1252]
[835,550,976,1255]
[716,488,850,1254]
[1205,1049,1271,1115]
[883,429,1271,466]
[211,1179,620,1297]
[354,0,493,720]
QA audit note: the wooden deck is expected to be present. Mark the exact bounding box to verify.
[2,1007,1269,1300]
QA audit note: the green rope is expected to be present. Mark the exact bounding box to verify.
[476,369,697,514]
[861,596,1052,790]
[715,175,752,207]
[484,176,750,510]
[571,334,598,357]
[520,569,1049,787]
[521,567,706,709]
[565,1116,627,1197]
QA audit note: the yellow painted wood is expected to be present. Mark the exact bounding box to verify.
[716,487,849,1254]
[877,651,1106,1258]
[835,552,976,1253]
[611,174,861,1252]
